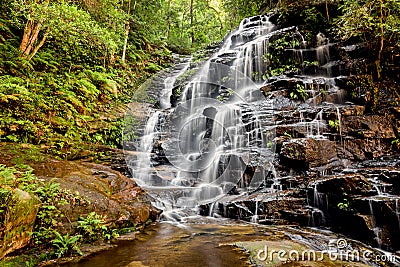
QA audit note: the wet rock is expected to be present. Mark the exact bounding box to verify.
[349,198,400,250]
[31,160,161,230]
[280,138,337,168]
[338,105,365,116]
[0,189,40,259]
[311,174,372,196]
[342,115,396,139]
[341,138,393,161]
[200,192,309,226]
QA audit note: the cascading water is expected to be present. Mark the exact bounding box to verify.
[369,199,383,248]
[126,15,280,218]
[118,14,400,265]
[124,14,351,218]
[132,110,160,186]
[124,15,400,249]
[159,55,192,109]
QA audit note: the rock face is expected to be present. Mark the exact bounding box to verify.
[31,160,161,229]
[280,138,337,168]
[0,189,40,259]
[192,15,400,253]
[339,113,397,160]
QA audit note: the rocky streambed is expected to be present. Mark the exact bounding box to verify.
[61,220,398,267]
[0,143,159,264]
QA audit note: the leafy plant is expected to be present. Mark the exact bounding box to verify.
[392,139,400,149]
[77,212,118,241]
[336,0,400,79]
[328,119,340,132]
[337,193,351,211]
[51,231,82,258]
[289,84,308,101]
[0,164,87,246]
[283,132,293,138]
[337,200,350,211]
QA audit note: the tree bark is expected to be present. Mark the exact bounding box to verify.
[121,0,133,63]
[19,19,44,57]
[18,0,50,60]
[166,0,172,40]
[190,0,194,48]
[325,0,330,22]
[376,0,385,79]
[28,30,48,60]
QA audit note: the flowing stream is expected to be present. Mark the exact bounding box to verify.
[126,15,282,215]
[115,15,400,267]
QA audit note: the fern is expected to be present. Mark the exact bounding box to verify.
[51,231,82,258]
[33,51,59,70]
[75,78,100,99]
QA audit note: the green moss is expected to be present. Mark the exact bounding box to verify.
[0,188,40,260]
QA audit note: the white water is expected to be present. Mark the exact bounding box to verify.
[369,199,382,248]
[160,56,192,109]
[127,15,349,221]
[129,16,279,215]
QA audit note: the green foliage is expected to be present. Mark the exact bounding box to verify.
[337,199,350,211]
[336,0,400,45]
[0,164,87,248]
[0,164,125,261]
[77,212,119,241]
[336,0,400,77]
[221,0,263,28]
[283,132,293,138]
[51,231,82,258]
[328,119,340,132]
[263,33,303,79]
[158,0,228,52]
[0,0,172,156]
[334,0,400,109]
[289,84,308,101]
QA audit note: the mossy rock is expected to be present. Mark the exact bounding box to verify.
[0,189,40,259]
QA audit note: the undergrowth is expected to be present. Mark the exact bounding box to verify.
[0,164,125,265]
[0,28,172,159]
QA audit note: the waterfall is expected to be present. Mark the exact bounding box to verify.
[369,199,382,248]
[316,33,331,77]
[251,200,259,223]
[124,14,344,221]
[131,111,160,186]
[125,15,278,216]
[160,56,192,109]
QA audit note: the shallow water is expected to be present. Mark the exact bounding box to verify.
[64,221,255,267]
[61,219,395,267]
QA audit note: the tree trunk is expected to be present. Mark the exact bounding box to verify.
[376,0,385,79]
[190,0,194,48]
[28,31,48,60]
[325,0,330,22]
[18,0,50,60]
[121,0,133,63]
[19,19,44,57]
[166,0,172,40]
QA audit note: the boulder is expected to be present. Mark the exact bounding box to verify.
[342,114,396,139]
[341,137,393,160]
[0,189,40,259]
[280,138,337,168]
[31,160,161,231]
[311,174,372,196]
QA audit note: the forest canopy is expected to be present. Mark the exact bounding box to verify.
[0,0,398,157]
